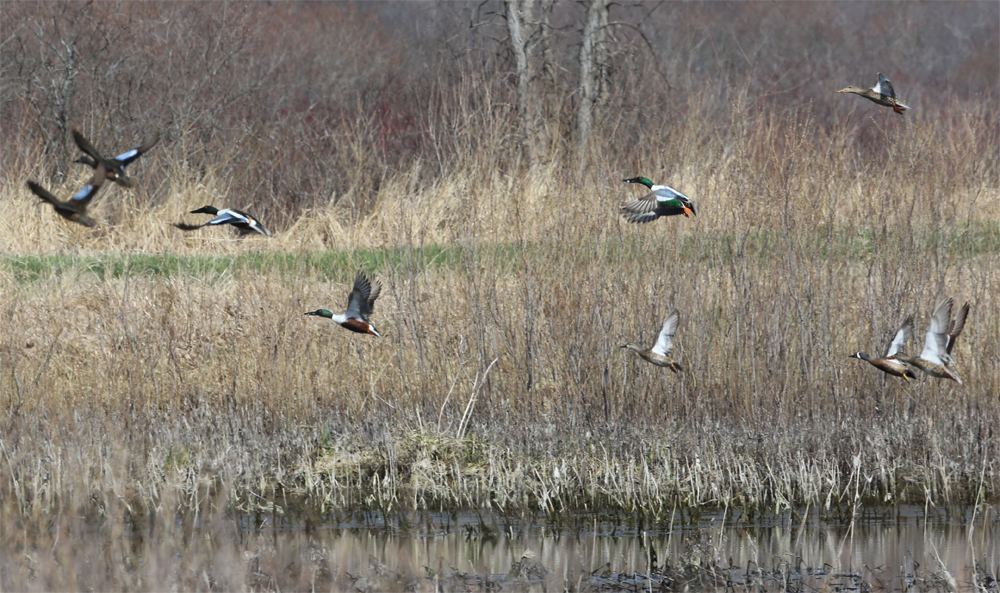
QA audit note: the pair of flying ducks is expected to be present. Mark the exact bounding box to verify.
[26,129,160,227]
[850,298,969,385]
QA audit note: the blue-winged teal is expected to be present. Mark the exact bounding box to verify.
[836,73,909,114]
[26,164,108,228]
[620,177,696,222]
[849,315,917,381]
[889,298,969,385]
[305,273,382,337]
[174,206,272,237]
[621,309,683,372]
[73,129,159,188]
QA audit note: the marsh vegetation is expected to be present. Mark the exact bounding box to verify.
[2,1,998,590]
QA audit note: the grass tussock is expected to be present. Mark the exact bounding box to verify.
[1,2,999,590]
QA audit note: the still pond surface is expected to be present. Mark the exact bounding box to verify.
[225,504,999,591]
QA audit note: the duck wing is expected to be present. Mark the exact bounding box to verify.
[231,208,271,236]
[620,194,662,222]
[366,277,382,311]
[883,315,913,358]
[944,302,969,361]
[204,208,250,226]
[27,181,69,210]
[651,310,680,357]
[919,298,952,365]
[346,273,377,319]
[69,164,108,209]
[874,73,897,99]
[72,130,110,168]
[114,131,160,166]
[26,164,106,213]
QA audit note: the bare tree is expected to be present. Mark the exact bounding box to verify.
[576,0,609,158]
[505,0,534,161]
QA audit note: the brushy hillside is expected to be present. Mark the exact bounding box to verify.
[1,2,998,590]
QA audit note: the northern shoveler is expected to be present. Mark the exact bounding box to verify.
[620,177,696,222]
[889,298,969,385]
[305,272,383,337]
[174,206,272,237]
[621,309,683,372]
[836,73,909,114]
[26,163,107,228]
[73,129,160,188]
[848,315,917,381]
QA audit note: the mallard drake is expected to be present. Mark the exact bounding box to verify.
[620,177,696,222]
[174,206,272,237]
[621,309,683,372]
[305,273,382,337]
[73,129,160,188]
[26,163,107,228]
[889,298,969,385]
[836,73,909,114]
[848,315,917,381]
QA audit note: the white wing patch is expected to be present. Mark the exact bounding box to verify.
[651,311,679,357]
[653,186,688,204]
[206,209,250,226]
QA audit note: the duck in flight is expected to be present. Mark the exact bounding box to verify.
[305,273,383,337]
[848,315,917,381]
[174,206,272,237]
[26,163,107,228]
[621,309,683,372]
[73,129,160,188]
[889,298,969,385]
[620,177,696,222]
[836,73,909,114]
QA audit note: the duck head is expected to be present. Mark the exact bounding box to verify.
[848,352,871,361]
[191,206,220,215]
[305,309,334,319]
[623,177,654,189]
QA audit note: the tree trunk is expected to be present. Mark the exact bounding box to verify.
[506,0,534,162]
[577,0,608,158]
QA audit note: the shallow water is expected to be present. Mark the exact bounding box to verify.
[229,505,999,591]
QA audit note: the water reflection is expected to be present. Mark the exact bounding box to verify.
[237,505,998,591]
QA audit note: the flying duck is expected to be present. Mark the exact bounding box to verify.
[305,273,382,337]
[620,177,697,222]
[174,206,272,237]
[889,298,969,385]
[26,163,107,228]
[836,73,909,114]
[73,129,160,188]
[621,309,683,372]
[848,315,917,381]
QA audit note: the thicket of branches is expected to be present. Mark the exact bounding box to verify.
[2,1,996,231]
